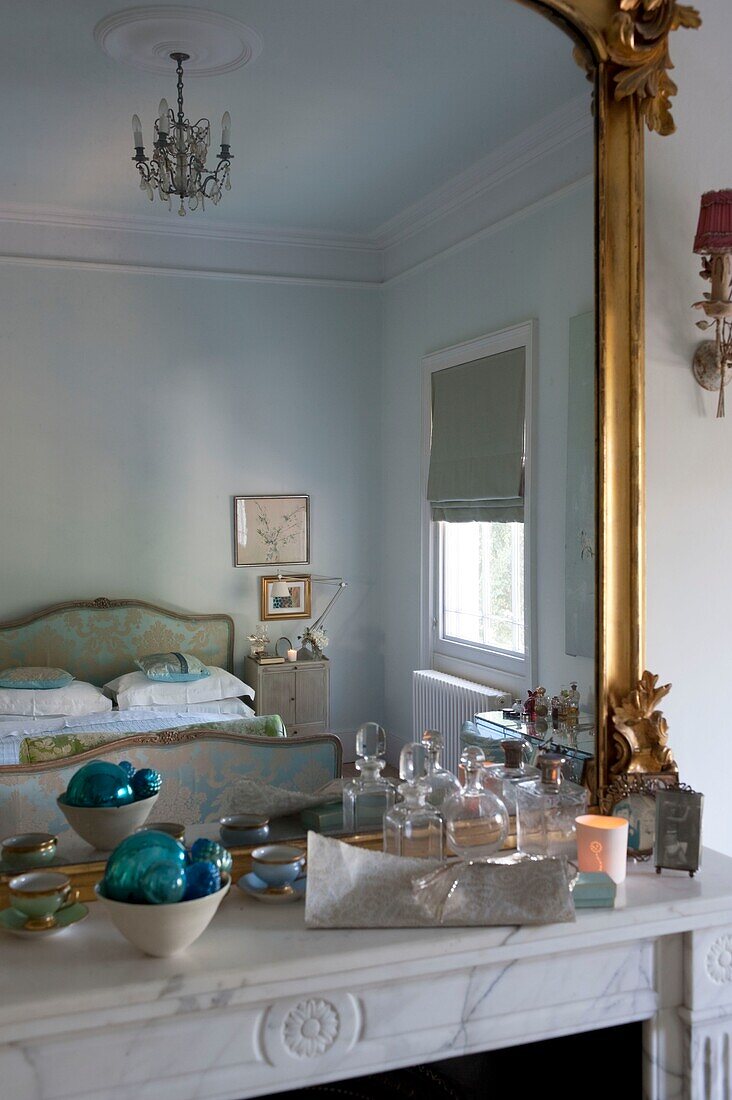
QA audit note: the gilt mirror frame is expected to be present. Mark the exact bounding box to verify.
[514,0,699,801]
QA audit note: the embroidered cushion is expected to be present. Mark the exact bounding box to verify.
[0,667,74,690]
[136,652,210,683]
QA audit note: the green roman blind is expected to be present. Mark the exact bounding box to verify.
[427,347,526,523]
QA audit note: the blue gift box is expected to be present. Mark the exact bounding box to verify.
[572,871,617,908]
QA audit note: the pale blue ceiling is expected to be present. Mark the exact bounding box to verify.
[1,0,589,233]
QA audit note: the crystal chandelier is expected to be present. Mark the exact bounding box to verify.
[131,52,232,216]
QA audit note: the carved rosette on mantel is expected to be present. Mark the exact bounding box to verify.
[606,0,701,135]
[610,670,678,779]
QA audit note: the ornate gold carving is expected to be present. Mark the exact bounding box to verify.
[611,671,678,776]
[607,0,701,136]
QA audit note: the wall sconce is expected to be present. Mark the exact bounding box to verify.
[692,189,732,418]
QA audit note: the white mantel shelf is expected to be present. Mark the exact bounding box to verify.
[4,851,732,1100]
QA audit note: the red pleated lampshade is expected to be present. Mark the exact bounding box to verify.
[694,190,732,254]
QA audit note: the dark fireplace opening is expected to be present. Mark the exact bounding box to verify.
[269,1022,642,1100]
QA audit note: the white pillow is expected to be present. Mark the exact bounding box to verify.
[123,699,255,718]
[0,681,113,718]
[104,667,255,710]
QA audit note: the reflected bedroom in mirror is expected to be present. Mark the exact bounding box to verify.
[0,0,596,886]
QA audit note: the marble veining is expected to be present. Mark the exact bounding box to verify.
[4,852,732,1098]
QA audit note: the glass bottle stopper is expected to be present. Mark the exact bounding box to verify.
[400,742,427,785]
[538,753,565,786]
[502,740,525,769]
[356,722,386,761]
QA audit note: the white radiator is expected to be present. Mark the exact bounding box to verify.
[412,670,512,774]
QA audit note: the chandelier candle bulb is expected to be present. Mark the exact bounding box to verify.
[132,114,143,147]
[575,815,629,884]
[157,99,169,135]
[221,111,231,147]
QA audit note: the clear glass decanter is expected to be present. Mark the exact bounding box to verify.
[442,746,509,861]
[342,722,395,832]
[420,730,461,810]
[514,752,588,859]
[482,739,540,815]
[383,743,443,859]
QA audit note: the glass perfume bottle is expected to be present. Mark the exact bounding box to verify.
[343,722,395,832]
[442,746,509,861]
[514,752,588,859]
[482,739,540,815]
[383,743,443,859]
[533,687,549,718]
[421,730,461,810]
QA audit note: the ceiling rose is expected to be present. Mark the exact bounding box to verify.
[94,5,263,77]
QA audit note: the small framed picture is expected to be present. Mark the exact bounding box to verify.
[611,791,658,857]
[260,575,312,621]
[655,788,704,877]
[234,495,310,567]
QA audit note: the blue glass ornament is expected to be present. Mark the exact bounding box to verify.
[189,838,233,875]
[65,761,134,808]
[131,768,162,801]
[118,761,136,780]
[103,830,187,903]
[183,860,221,900]
[140,860,186,905]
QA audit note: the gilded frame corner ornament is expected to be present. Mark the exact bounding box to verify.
[523,0,700,801]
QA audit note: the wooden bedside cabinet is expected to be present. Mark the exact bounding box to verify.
[244,656,330,736]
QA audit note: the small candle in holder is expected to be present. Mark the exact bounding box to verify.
[287,649,298,663]
[575,814,629,884]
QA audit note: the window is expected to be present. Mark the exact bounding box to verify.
[441,520,525,655]
[422,323,534,681]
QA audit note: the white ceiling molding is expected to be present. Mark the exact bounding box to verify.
[372,94,591,252]
[94,6,263,76]
[0,95,592,285]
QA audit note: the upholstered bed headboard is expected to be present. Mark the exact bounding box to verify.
[0,598,234,686]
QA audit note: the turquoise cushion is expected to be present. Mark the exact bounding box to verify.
[0,666,74,690]
[135,652,210,683]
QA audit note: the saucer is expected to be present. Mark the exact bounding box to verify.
[236,871,306,904]
[0,902,89,938]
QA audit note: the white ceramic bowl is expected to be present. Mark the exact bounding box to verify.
[95,874,231,957]
[57,793,159,850]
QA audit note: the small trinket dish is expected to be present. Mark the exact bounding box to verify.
[219,814,270,847]
[237,871,306,904]
[0,902,88,938]
[136,821,186,843]
[571,871,617,909]
[1,832,58,869]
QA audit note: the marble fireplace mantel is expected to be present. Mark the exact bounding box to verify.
[4,850,732,1099]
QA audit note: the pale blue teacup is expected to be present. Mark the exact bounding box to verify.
[251,844,305,887]
[8,871,79,927]
[220,814,270,847]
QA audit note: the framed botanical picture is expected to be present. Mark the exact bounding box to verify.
[234,495,310,567]
[260,575,312,620]
[655,788,704,876]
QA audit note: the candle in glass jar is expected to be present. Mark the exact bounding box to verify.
[287,649,298,663]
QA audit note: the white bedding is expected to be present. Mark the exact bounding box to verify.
[0,706,256,766]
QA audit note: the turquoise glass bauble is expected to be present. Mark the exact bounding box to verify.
[103,831,187,903]
[65,761,134,808]
[131,768,163,801]
[140,860,186,905]
[183,860,221,901]
[118,761,136,780]
[189,838,233,875]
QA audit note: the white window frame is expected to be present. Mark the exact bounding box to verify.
[420,321,537,690]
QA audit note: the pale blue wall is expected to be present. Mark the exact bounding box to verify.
[0,264,383,736]
[380,181,595,751]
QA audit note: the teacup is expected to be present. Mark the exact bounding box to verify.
[220,814,270,847]
[8,872,79,927]
[251,844,305,887]
[2,832,58,870]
